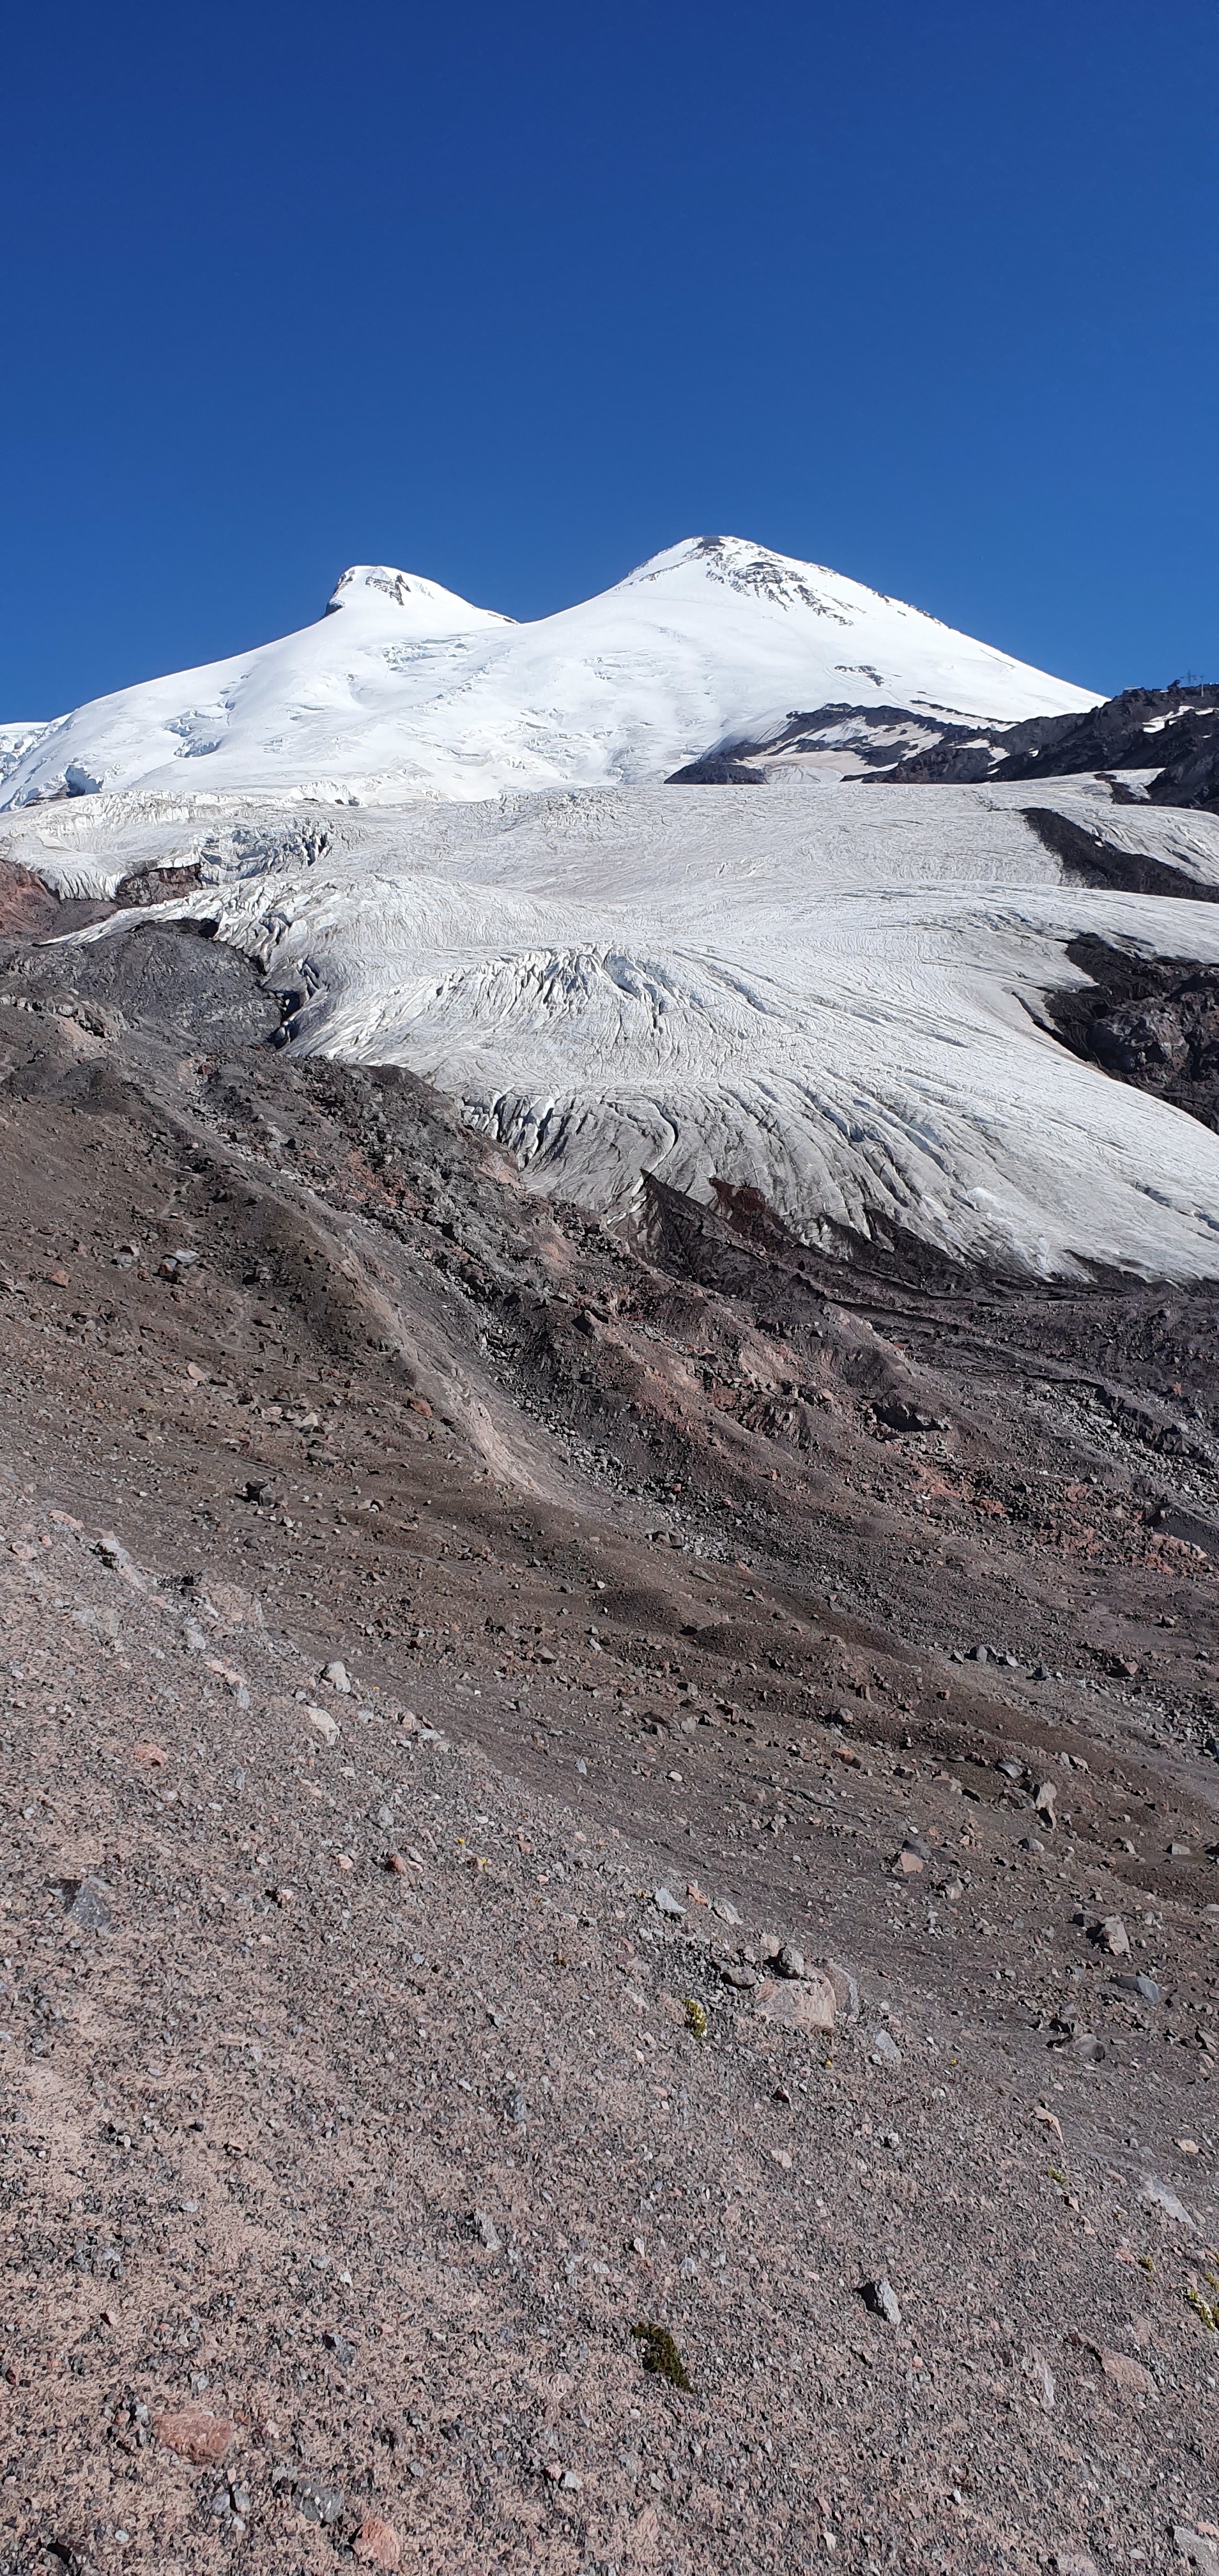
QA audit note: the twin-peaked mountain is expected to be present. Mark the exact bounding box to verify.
[0,536,1096,808]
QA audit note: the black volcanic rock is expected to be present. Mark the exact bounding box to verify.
[878,733,1010,784]
[1041,931,1219,1132]
[666,753,769,785]
[1147,708,1219,812]
[879,710,1077,784]
[866,682,1219,811]
[992,682,1219,793]
[667,691,1219,803]
[1023,806,1219,901]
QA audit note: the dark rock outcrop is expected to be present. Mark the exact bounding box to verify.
[666,753,769,785]
[1041,931,1219,1132]
[1023,806,1219,902]
[993,683,1219,806]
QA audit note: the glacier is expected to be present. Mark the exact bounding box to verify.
[6,534,1219,1284]
[6,767,1219,1285]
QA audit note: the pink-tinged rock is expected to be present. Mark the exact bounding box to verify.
[1175,2530,1219,2576]
[753,1974,835,2034]
[820,1959,859,2020]
[1099,2347,1153,2394]
[631,2504,661,2559]
[153,2405,235,2464]
[353,2516,402,2568]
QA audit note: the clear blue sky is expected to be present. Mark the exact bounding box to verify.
[3,0,1216,717]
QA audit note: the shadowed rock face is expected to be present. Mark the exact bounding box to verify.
[1147,707,1219,811]
[865,707,1078,785]
[1023,803,1219,901]
[992,684,1219,804]
[665,754,769,785]
[1000,698,1219,803]
[1092,977,1219,1095]
[1042,933,1219,1133]
[673,683,1219,809]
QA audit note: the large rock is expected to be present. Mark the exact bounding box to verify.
[753,1972,835,2035]
[153,2407,234,2465]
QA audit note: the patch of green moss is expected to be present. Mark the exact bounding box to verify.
[631,2320,693,2391]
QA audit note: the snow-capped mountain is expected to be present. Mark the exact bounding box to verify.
[17,531,1219,1290]
[0,537,1097,809]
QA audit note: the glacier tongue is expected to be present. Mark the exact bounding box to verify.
[13,770,1219,1284]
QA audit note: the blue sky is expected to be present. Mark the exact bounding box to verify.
[3,0,1216,716]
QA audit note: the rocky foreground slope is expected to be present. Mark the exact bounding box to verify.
[2,908,1219,2573]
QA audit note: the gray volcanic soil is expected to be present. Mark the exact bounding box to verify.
[3,908,1219,2575]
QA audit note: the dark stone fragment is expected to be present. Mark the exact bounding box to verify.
[293,2478,346,2526]
[1114,1973,1163,2004]
[61,1877,112,1933]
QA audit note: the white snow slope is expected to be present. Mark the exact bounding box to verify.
[0,537,1097,811]
[0,721,56,795]
[11,772,1219,1284]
